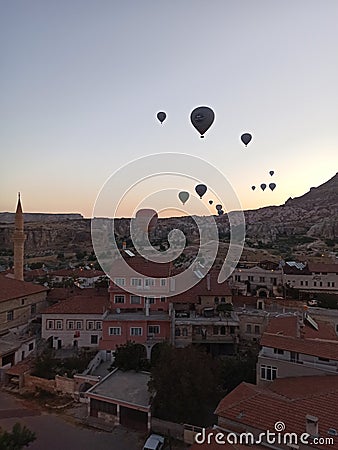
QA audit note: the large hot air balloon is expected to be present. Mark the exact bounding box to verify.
[269,183,276,191]
[260,183,267,191]
[135,209,158,233]
[209,200,213,205]
[215,204,222,211]
[190,106,215,138]
[178,191,189,205]
[157,112,166,124]
[195,184,207,198]
[269,170,274,176]
[251,186,256,191]
[241,133,252,147]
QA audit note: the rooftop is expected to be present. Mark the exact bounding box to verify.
[104,311,170,322]
[0,332,34,356]
[87,369,151,409]
[43,295,109,315]
[0,274,48,303]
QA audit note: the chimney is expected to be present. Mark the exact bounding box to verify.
[306,415,319,436]
[207,273,211,291]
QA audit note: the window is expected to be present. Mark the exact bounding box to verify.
[95,321,102,330]
[300,280,304,286]
[319,282,322,287]
[160,296,166,303]
[56,320,62,330]
[214,297,219,304]
[91,335,98,344]
[318,357,330,362]
[145,297,155,304]
[130,295,141,304]
[259,277,265,282]
[21,298,25,305]
[148,325,160,335]
[160,279,166,286]
[76,321,83,330]
[109,327,121,336]
[28,342,34,351]
[87,321,94,330]
[175,327,181,337]
[131,278,142,287]
[182,327,188,336]
[313,281,317,287]
[47,320,54,330]
[7,310,14,321]
[213,326,219,335]
[67,321,74,330]
[290,351,300,363]
[246,324,252,333]
[305,280,308,286]
[248,276,254,282]
[114,295,125,304]
[235,275,241,282]
[254,325,260,334]
[114,278,125,287]
[274,348,284,355]
[30,304,36,315]
[130,327,142,336]
[260,365,277,381]
[144,278,155,288]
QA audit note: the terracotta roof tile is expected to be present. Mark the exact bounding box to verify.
[0,274,48,303]
[43,295,109,315]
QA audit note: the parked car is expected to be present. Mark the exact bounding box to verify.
[142,434,165,450]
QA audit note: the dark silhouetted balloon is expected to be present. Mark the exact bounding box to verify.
[218,209,224,216]
[195,184,207,198]
[241,133,252,147]
[251,186,256,191]
[260,183,267,191]
[135,209,158,232]
[190,106,215,138]
[269,170,274,176]
[269,183,276,191]
[157,112,166,124]
[178,191,189,205]
[215,204,222,211]
[209,200,213,205]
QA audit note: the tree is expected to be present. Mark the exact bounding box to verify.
[149,344,223,426]
[0,423,36,449]
[219,350,257,393]
[111,341,149,371]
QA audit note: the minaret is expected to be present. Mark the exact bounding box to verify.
[13,193,26,281]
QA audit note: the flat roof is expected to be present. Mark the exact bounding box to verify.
[0,333,34,356]
[105,312,169,321]
[87,369,151,408]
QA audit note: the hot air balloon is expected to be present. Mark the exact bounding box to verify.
[178,191,189,205]
[251,186,256,191]
[209,200,213,205]
[241,133,252,147]
[269,170,274,176]
[135,209,158,233]
[269,183,276,191]
[215,204,222,211]
[190,106,215,138]
[195,184,207,198]
[260,183,267,191]
[157,111,166,124]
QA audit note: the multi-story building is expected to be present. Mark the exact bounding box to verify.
[257,313,338,385]
[41,294,109,350]
[0,274,48,335]
[229,261,282,297]
[283,262,338,294]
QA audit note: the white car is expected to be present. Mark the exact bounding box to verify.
[142,434,165,450]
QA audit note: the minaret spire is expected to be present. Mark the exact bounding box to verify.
[13,193,26,281]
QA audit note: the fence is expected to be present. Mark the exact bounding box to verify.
[151,417,184,441]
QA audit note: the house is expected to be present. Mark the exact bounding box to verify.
[41,294,109,350]
[257,313,338,384]
[48,268,106,288]
[0,332,36,379]
[214,375,338,450]
[0,274,48,335]
[86,369,152,431]
[282,262,338,294]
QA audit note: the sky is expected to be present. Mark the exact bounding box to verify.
[1,0,338,218]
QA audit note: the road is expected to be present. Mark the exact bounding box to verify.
[0,390,143,450]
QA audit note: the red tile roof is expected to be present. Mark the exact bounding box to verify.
[308,263,338,274]
[261,315,338,360]
[0,274,48,303]
[215,376,338,449]
[49,268,105,278]
[43,295,109,315]
[110,255,172,279]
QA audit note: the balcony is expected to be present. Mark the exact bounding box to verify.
[192,334,235,344]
